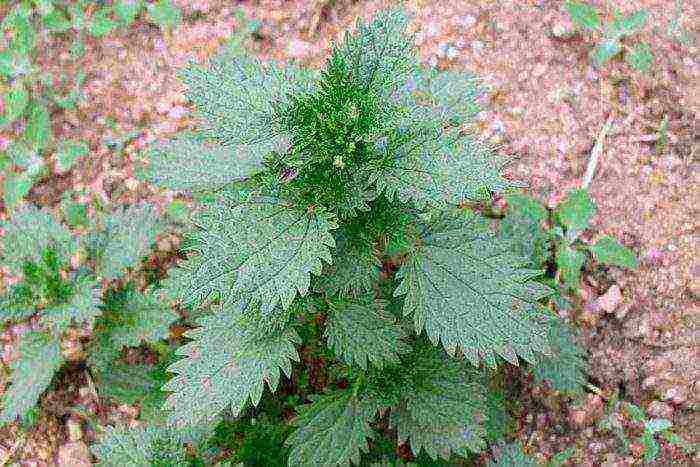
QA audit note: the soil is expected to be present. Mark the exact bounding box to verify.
[0,0,697,465]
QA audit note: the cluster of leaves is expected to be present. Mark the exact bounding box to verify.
[87,7,601,466]
[564,1,653,72]
[598,395,697,463]
[0,202,178,426]
[0,0,181,211]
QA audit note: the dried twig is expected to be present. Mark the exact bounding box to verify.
[582,114,615,189]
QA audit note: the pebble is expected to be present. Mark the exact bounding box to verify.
[598,285,622,313]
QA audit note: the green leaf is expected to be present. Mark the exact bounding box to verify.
[3,6,36,54]
[165,199,189,223]
[2,83,29,125]
[146,0,181,30]
[555,245,586,290]
[163,193,337,313]
[23,103,52,151]
[286,389,383,466]
[625,402,646,422]
[314,232,380,297]
[55,139,88,173]
[93,203,162,280]
[564,1,601,31]
[0,205,74,275]
[68,3,86,31]
[41,277,102,330]
[163,300,300,426]
[178,52,312,149]
[106,289,178,348]
[324,296,409,370]
[389,347,487,460]
[3,172,33,211]
[488,441,537,467]
[96,363,160,405]
[531,318,588,393]
[88,8,117,37]
[589,235,638,268]
[591,39,622,67]
[625,42,653,73]
[554,188,596,232]
[92,424,190,467]
[32,0,55,15]
[0,331,63,424]
[61,200,89,228]
[611,10,648,38]
[113,0,143,27]
[641,431,660,462]
[395,210,551,367]
[140,135,264,191]
[500,194,551,269]
[42,9,72,33]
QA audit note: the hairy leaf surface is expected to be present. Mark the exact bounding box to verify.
[315,232,379,297]
[92,424,189,467]
[389,346,486,460]
[325,297,409,370]
[532,319,588,393]
[164,194,336,312]
[141,135,267,191]
[0,331,62,423]
[163,300,300,426]
[395,210,551,366]
[286,389,383,467]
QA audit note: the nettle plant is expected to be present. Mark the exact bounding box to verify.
[101,7,588,465]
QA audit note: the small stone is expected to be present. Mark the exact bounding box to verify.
[58,442,90,467]
[551,21,574,39]
[598,285,622,313]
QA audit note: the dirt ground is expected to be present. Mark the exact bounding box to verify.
[0,0,697,465]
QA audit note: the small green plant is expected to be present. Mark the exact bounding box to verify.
[89,7,593,465]
[564,1,653,72]
[0,203,173,425]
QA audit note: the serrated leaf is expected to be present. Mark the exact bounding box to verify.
[315,232,380,297]
[41,277,102,329]
[0,205,74,275]
[114,0,143,27]
[554,188,596,232]
[92,424,190,467]
[589,235,637,268]
[488,441,537,467]
[645,418,672,433]
[389,347,486,460]
[108,289,178,348]
[88,8,117,37]
[286,389,383,467]
[0,331,63,423]
[163,193,336,312]
[556,245,585,290]
[139,135,264,191]
[3,172,33,211]
[591,39,622,68]
[610,10,648,38]
[531,318,588,393]
[23,102,52,151]
[372,127,518,208]
[325,297,409,370]
[395,210,551,367]
[564,1,600,31]
[55,139,88,173]
[625,42,653,73]
[178,52,313,149]
[61,200,89,228]
[163,300,300,426]
[94,203,162,279]
[146,0,181,30]
[96,363,159,405]
[2,82,29,125]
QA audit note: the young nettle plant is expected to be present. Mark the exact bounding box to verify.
[112,7,588,465]
[0,202,174,425]
[564,1,653,72]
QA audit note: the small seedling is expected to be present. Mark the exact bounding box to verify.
[564,1,653,72]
